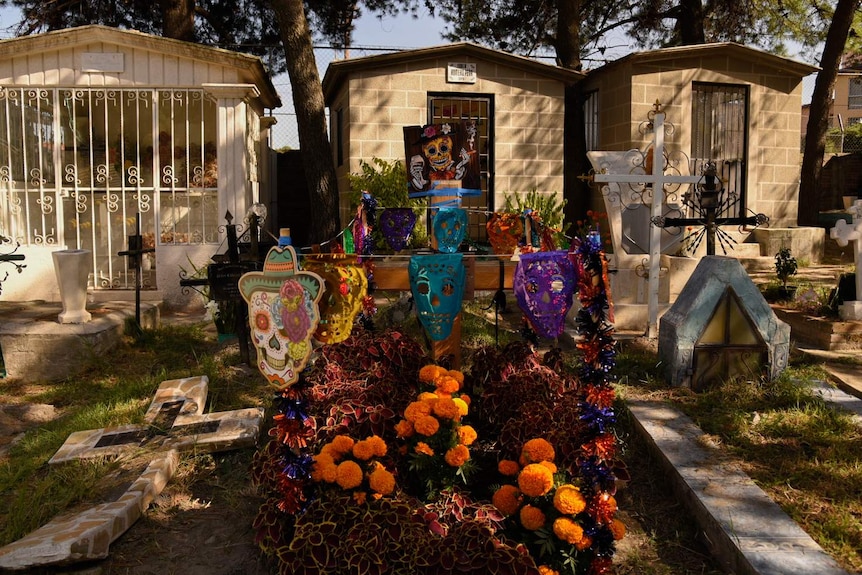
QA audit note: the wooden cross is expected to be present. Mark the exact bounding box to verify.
[588,102,703,339]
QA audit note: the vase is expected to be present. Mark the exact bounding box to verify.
[52,249,92,324]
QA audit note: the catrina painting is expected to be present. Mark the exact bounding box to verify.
[404,121,482,198]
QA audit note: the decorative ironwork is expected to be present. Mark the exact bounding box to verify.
[0,233,26,295]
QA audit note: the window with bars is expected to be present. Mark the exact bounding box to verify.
[428,94,492,243]
[584,90,599,151]
[849,77,862,109]
[0,87,218,290]
[691,83,748,218]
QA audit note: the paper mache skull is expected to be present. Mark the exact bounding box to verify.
[432,207,468,253]
[408,253,466,340]
[239,245,324,388]
[379,207,417,252]
[302,253,368,345]
[513,250,577,339]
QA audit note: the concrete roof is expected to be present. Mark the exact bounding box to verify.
[587,42,819,78]
[0,25,281,109]
[322,41,584,99]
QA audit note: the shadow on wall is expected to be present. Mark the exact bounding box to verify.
[276,150,311,249]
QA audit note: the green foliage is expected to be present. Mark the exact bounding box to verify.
[775,247,798,287]
[502,189,569,248]
[826,122,862,154]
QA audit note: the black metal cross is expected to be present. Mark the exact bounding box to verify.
[117,213,155,329]
[0,234,26,296]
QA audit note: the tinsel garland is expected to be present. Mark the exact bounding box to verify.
[268,380,316,514]
[569,230,619,572]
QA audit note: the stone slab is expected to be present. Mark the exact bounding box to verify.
[627,399,851,575]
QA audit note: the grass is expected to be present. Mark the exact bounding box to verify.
[613,338,862,573]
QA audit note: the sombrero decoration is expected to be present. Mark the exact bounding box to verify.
[239,245,324,389]
[302,253,368,345]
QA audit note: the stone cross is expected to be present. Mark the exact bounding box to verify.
[829,199,862,320]
[0,375,264,570]
[590,103,703,338]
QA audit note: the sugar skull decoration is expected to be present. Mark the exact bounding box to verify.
[513,250,577,339]
[432,207,468,253]
[404,122,482,198]
[379,207,417,252]
[239,245,324,388]
[408,253,466,341]
[302,253,368,344]
[486,212,524,257]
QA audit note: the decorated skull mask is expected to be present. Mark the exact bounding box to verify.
[379,208,417,252]
[239,245,324,388]
[302,253,368,344]
[432,208,468,253]
[408,253,465,340]
[513,250,577,339]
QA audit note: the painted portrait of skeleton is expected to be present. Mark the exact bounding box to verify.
[404,121,481,197]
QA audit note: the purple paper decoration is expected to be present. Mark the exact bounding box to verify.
[379,208,417,252]
[513,250,577,339]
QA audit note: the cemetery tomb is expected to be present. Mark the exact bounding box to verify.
[658,256,790,390]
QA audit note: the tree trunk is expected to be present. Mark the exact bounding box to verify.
[160,0,195,41]
[269,0,340,245]
[674,0,705,45]
[798,0,860,227]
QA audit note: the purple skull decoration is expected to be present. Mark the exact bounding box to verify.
[513,250,577,339]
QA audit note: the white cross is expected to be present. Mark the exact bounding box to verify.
[830,200,862,316]
[592,109,702,338]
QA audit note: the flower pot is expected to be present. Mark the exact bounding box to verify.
[52,249,92,324]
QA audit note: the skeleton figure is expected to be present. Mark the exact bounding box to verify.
[413,124,471,187]
[408,253,466,340]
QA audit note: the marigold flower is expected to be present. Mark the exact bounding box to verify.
[415,442,435,456]
[330,435,355,456]
[365,435,387,457]
[352,491,367,505]
[404,400,433,423]
[446,370,465,385]
[369,467,396,495]
[457,425,477,446]
[460,394,471,406]
[413,414,440,436]
[452,397,469,417]
[432,397,462,420]
[518,463,554,497]
[418,391,439,402]
[520,438,555,464]
[554,484,587,515]
[538,567,559,575]
[610,518,626,540]
[498,459,520,476]
[539,461,557,474]
[435,375,460,394]
[335,460,363,489]
[575,535,592,551]
[352,439,375,461]
[492,484,522,516]
[319,443,341,461]
[394,419,414,438]
[553,516,585,545]
[419,364,446,383]
[519,504,546,530]
[310,454,336,482]
[444,444,470,467]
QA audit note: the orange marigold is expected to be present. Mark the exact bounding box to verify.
[415,442,435,456]
[518,463,554,497]
[366,435,387,457]
[418,391,439,402]
[352,491,367,505]
[575,535,592,551]
[521,438,555,464]
[404,400,433,423]
[330,435,355,456]
[444,444,470,467]
[498,459,520,476]
[457,425,477,446]
[351,439,375,461]
[435,375,460,395]
[552,516,585,545]
[610,518,626,540]
[413,414,440,436]
[446,369,465,385]
[538,567,559,575]
[432,397,462,420]
[452,397,469,417]
[419,364,446,383]
[519,504,546,531]
[553,484,587,515]
[539,461,557,474]
[335,460,363,489]
[394,419,414,438]
[492,484,522,516]
[368,467,396,495]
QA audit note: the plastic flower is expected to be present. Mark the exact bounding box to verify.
[610,518,626,540]
[552,516,585,545]
[414,414,440,436]
[498,459,520,476]
[335,460,363,489]
[444,444,470,467]
[394,419,414,438]
[415,442,435,456]
[553,484,587,515]
[518,463,554,497]
[520,438,555,464]
[492,484,522,516]
[457,425,477,446]
[519,504,546,531]
[432,397,462,420]
[368,467,396,495]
